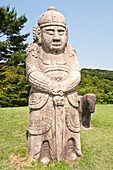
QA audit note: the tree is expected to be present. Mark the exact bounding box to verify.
[77,68,113,104]
[0,5,29,65]
[0,5,29,107]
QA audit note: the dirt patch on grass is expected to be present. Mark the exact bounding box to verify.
[9,153,31,169]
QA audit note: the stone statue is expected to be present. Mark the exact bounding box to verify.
[26,6,82,165]
[79,94,96,128]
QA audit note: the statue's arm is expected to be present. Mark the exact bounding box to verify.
[66,52,81,92]
[57,50,81,94]
[26,45,54,94]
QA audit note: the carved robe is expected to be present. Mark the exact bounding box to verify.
[26,43,81,160]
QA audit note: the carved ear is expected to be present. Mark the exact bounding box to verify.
[65,28,68,46]
[66,28,68,41]
[33,26,37,41]
[33,26,42,44]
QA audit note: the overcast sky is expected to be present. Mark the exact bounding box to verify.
[1,0,113,70]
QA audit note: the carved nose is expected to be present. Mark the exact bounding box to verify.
[53,31,60,40]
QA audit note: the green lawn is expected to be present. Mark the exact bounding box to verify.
[0,105,113,170]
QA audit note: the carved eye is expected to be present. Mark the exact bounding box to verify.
[58,29,65,35]
[45,29,54,35]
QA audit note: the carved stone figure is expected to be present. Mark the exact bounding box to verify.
[26,6,82,165]
[79,94,96,128]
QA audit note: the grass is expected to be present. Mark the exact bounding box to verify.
[0,105,113,170]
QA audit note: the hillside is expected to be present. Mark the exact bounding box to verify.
[78,68,113,104]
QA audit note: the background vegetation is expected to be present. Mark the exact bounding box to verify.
[0,5,29,107]
[78,68,113,104]
[0,105,113,170]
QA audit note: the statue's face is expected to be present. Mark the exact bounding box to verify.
[41,25,68,54]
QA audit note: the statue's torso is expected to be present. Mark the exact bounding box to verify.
[36,49,71,82]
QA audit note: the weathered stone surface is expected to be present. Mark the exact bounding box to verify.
[26,6,82,165]
[79,94,96,128]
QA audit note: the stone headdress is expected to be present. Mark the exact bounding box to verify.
[33,6,67,43]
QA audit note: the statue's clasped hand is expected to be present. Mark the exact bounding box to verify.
[52,89,64,96]
[51,83,66,96]
[52,84,65,106]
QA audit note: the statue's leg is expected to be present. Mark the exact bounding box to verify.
[74,132,82,157]
[66,138,77,161]
[28,101,54,164]
[66,133,82,161]
[40,140,51,165]
[28,133,41,161]
[65,104,82,161]
[28,134,53,165]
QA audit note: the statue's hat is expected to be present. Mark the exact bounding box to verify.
[38,6,66,28]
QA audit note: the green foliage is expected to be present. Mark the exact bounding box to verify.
[81,68,113,81]
[0,64,29,107]
[0,5,29,62]
[0,105,113,170]
[78,69,113,104]
[0,5,29,107]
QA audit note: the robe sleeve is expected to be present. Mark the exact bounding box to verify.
[26,44,54,94]
[59,48,81,94]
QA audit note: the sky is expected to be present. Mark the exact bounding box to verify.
[1,0,113,70]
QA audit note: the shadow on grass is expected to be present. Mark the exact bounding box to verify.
[26,130,29,140]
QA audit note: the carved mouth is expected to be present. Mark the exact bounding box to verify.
[51,43,61,47]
